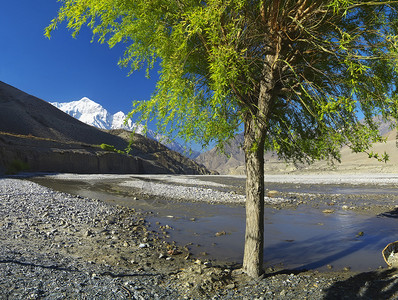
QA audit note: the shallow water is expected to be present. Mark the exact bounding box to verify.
[29,175,398,272]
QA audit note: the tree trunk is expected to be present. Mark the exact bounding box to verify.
[242,117,266,278]
[241,52,276,277]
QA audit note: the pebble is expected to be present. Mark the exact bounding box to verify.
[267,190,279,198]
[215,231,227,237]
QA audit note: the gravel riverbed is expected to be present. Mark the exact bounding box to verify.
[2,177,398,299]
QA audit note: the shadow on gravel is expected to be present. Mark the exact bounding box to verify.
[263,269,307,279]
[0,259,159,278]
[323,268,398,299]
[0,259,79,273]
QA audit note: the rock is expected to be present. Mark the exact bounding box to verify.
[139,243,149,248]
[167,249,181,255]
[85,229,94,237]
[232,269,244,276]
[215,231,226,237]
[267,190,279,198]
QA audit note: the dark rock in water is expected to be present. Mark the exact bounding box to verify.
[0,81,210,175]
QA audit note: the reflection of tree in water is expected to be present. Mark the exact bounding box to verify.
[324,268,398,299]
[265,207,398,299]
[381,208,398,219]
[264,208,398,271]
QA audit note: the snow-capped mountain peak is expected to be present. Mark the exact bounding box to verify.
[50,97,200,158]
[52,97,111,129]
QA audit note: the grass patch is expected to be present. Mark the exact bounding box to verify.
[99,143,125,154]
[6,159,30,175]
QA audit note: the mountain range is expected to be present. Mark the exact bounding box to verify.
[51,98,200,159]
[0,81,209,175]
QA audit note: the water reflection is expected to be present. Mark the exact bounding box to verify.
[264,209,396,271]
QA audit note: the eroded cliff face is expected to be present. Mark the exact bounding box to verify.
[108,129,212,175]
[0,133,163,174]
[0,133,208,175]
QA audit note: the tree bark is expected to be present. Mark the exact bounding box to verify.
[242,52,276,277]
[242,116,266,278]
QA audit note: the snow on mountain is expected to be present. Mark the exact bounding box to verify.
[51,97,129,130]
[50,97,200,158]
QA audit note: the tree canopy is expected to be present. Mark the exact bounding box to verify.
[47,0,398,277]
[47,0,398,160]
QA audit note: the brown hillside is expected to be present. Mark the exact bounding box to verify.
[0,81,209,175]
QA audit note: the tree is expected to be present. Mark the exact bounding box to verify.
[47,0,398,277]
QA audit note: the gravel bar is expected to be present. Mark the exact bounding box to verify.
[2,177,398,299]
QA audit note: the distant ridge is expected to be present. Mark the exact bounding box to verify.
[196,120,398,175]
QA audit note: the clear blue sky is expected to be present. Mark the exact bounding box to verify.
[0,1,158,115]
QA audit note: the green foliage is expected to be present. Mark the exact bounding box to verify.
[6,159,29,175]
[99,143,125,154]
[46,0,398,163]
[100,143,116,152]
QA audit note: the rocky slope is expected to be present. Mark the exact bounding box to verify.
[195,133,245,175]
[195,133,280,175]
[0,81,209,175]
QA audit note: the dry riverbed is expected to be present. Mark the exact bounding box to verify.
[2,175,398,299]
